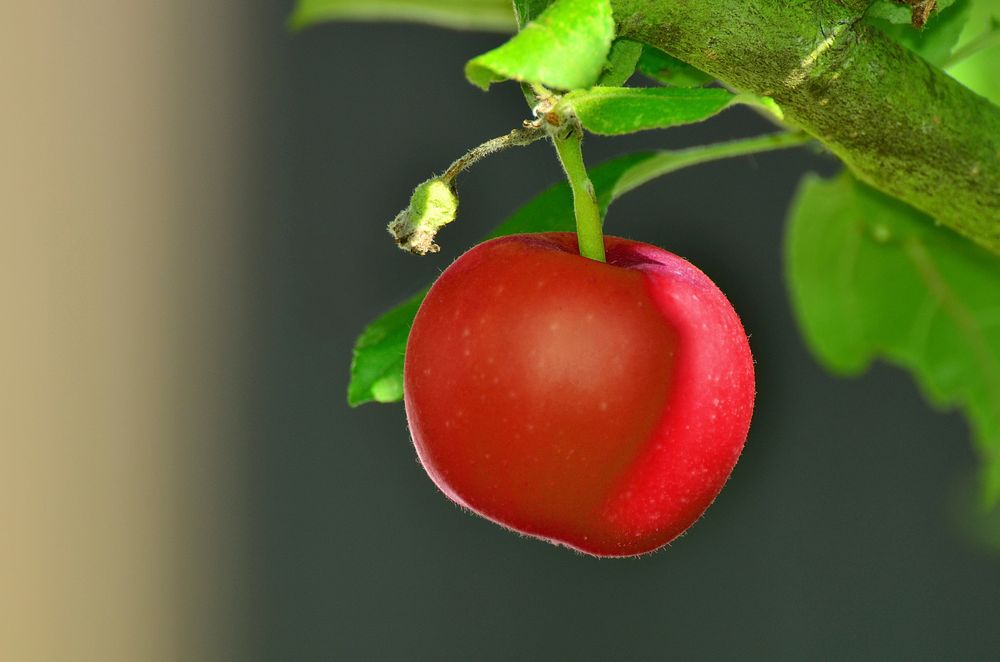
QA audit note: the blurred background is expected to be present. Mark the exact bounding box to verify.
[3,2,999,661]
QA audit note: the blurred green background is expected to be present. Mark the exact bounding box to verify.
[4,2,1000,660]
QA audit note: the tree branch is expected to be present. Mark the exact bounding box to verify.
[612,0,1000,254]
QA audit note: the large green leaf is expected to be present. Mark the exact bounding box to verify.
[867,0,971,66]
[786,171,1000,507]
[465,0,614,91]
[290,0,515,31]
[561,87,779,136]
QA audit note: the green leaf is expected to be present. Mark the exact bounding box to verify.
[948,0,1000,103]
[513,0,553,28]
[561,87,742,136]
[348,152,652,406]
[636,46,714,88]
[348,292,424,406]
[495,152,654,233]
[867,0,971,66]
[596,39,643,87]
[465,0,614,91]
[786,171,1000,507]
[867,0,957,24]
[954,471,1000,553]
[290,0,516,32]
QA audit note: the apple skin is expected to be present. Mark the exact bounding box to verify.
[403,232,754,557]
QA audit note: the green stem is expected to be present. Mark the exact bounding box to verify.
[611,131,813,202]
[552,129,606,262]
[442,126,546,183]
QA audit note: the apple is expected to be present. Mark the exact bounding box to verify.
[403,232,755,556]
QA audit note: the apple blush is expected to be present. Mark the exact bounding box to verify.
[403,233,755,556]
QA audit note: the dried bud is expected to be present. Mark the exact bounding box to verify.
[387,178,459,255]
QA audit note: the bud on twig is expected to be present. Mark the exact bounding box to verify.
[387,178,459,255]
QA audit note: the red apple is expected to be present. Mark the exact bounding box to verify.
[404,232,754,556]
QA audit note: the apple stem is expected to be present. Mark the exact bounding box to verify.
[552,127,606,262]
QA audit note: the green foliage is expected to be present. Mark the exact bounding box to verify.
[289,0,515,32]
[465,0,614,91]
[867,0,971,66]
[955,472,1000,553]
[866,0,957,24]
[596,39,643,87]
[948,0,1000,103]
[491,153,653,234]
[561,87,740,135]
[636,46,714,87]
[786,172,1000,507]
[348,293,424,406]
[607,132,810,200]
[513,0,554,27]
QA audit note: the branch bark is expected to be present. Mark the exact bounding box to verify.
[612,0,1000,253]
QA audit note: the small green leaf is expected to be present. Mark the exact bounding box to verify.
[348,293,424,406]
[513,0,553,28]
[348,152,652,406]
[636,46,714,88]
[596,39,643,87]
[954,471,1000,553]
[561,87,737,136]
[987,458,1000,508]
[867,0,971,66]
[866,0,957,24]
[465,0,614,91]
[948,1,1000,103]
[786,171,1000,507]
[290,0,516,32]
